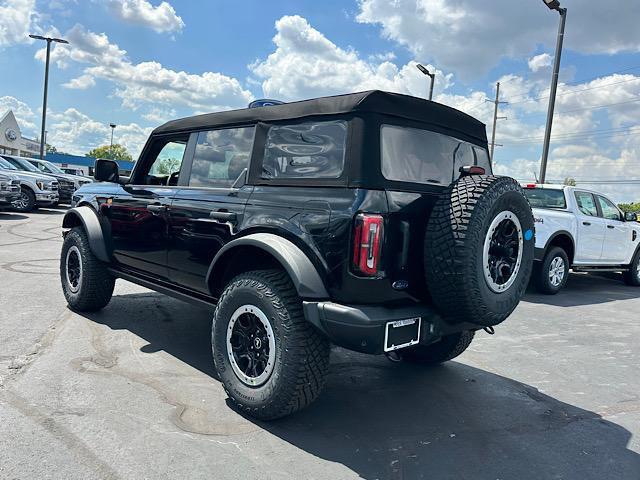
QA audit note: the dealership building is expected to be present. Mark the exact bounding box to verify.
[0,108,134,176]
[0,110,40,158]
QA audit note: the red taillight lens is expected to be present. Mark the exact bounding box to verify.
[525,183,537,189]
[352,213,384,277]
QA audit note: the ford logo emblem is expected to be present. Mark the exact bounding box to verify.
[248,99,285,108]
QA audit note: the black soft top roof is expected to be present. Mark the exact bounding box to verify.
[153,90,487,143]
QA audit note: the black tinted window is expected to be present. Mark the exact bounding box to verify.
[381,125,490,185]
[190,127,254,188]
[523,188,567,209]
[262,121,347,180]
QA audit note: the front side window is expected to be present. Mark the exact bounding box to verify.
[574,191,598,217]
[143,135,189,185]
[189,127,254,188]
[381,125,491,186]
[262,120,347,180]
[596,195,622,221]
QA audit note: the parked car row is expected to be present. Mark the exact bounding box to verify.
[0,154,92,212]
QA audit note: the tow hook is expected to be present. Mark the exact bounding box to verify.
[385,351,403,362]
[483,326,495,335]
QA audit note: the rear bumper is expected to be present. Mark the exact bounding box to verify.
[303,301,478,354]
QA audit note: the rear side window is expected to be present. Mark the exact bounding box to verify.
[574,191,598,217]
[190,127,254,188]
[523,188,567,209]
[261,120,347,180]
[381,125,490,185]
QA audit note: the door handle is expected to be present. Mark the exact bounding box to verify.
[210,211,237,222]
[147,204,167,214]
[582,221,591,226]
[607,225,615,229]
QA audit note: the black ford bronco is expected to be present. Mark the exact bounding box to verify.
[60,91,534,419]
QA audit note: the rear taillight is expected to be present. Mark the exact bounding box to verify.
[352,213,384,277]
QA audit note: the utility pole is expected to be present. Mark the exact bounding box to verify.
[29,34,69,160]
[540,1,568,184]
[487,82,508,163]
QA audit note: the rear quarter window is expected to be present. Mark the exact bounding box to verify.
[380,125,490,186]
[523,188,567,209]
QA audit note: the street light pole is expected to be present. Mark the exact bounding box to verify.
[539,2,567,184]
[416,64,436,101]
[109,123,117,157]
[29,34,69,160]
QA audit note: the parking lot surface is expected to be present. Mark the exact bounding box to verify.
[1,209,639,479]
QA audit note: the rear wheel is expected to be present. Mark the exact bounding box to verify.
[60,227,115,311]
[424,175,535,327]
[535,246,570,294]
[12,187,35,212]
[212,269,330,420]
[403,331,475,365]
[623,249,640,286]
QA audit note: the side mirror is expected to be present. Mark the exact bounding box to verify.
[94,159,120,183]
[624,211,638,222]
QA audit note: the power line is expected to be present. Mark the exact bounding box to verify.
[511,96,640,119]
[504,126,640,145]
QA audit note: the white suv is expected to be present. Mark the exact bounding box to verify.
[523,184,640,294]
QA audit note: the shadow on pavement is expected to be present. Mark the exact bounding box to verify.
[0,212,29,221]
[525,272,639,307]
[81,291,640,480]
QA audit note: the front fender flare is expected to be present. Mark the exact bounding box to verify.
[206,233,329,299]
[62,206,110,262]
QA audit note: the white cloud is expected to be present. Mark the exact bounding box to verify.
[251,15,453,101]
[106,0,184,34]
[0,95,37,133]
[528,53,552,73]
[0,0,36,47]
[357,0,640,79]
[63,73,96,89]
[37,24,253,112]
[142,107,177,123]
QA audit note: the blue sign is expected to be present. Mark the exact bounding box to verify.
[248,99,285,108]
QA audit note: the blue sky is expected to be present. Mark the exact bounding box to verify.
[1,0,640,201]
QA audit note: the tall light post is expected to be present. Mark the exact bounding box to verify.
[109,123,117,158]
[29,34,69,160]
[416,64,435,101]
[539,0,567,184]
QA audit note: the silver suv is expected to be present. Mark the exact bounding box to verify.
[0,157,59,212]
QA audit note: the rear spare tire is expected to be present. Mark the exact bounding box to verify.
[424,175,534,327]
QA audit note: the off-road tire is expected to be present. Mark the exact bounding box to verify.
[212,269,330,420]
[535,246,570,294]
[12,187,36,212]
[623,248,640,286]
[424,175,534,326]
[403,331,475,365]
[60,227,115,311]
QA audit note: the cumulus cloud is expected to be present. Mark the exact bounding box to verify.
[357,0,640,79]
[106,0,184,33]
[63,73,96,89]
[528,53,552,73]
[251,15,453,101]
[0,0,37,47]
[36,24,253,112]
[0,95,37,133]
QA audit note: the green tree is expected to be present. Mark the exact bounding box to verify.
[563,177,577,186]
[86,144,133,161]
[45,144,57,154]
[618,202,640,213]
[155,158,181,175]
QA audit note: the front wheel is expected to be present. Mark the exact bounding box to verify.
[60,227,115,311]
[212,269,330,420]
[12,187,36,212]
[623,249,640,286]
[535,246,569,294]
[402,331,475,365]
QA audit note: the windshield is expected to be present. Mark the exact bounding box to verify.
[523,188,567,209]
[39,160,64,174]
[0,158,18,170]
[4,156,40,172]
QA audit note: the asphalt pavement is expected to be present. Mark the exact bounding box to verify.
[1,209,639,479]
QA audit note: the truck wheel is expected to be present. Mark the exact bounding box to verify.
[403,331,474,365]
[623,249,640,286]
[12,187,35,212]
[424,175,534,327]
[535,246,569,294]
[212,269,330,420]
[60,227,115,312]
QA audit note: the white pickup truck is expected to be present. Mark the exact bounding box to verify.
[522,184,640,294]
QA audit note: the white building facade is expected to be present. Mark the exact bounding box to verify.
[0,110,40,158]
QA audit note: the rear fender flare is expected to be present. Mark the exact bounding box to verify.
[206,233,329,299]
[62,206,110,262]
